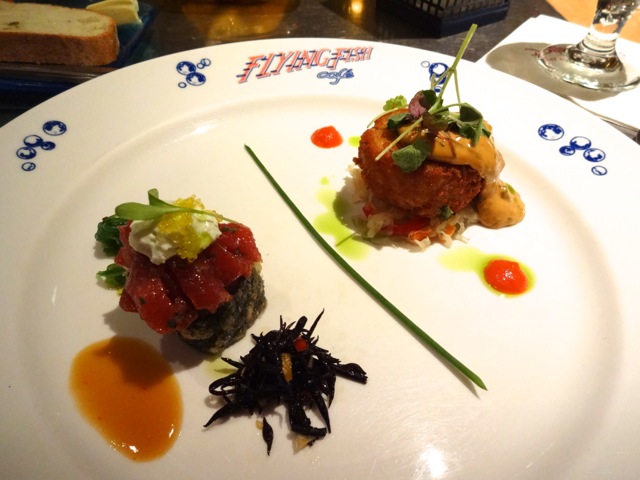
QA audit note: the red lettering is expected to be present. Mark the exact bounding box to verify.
[271,51,296,75]
[314,48,331,67]
[256,53,277,79]
[237,55,265,83]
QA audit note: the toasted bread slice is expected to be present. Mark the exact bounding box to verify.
[0,1,119,66]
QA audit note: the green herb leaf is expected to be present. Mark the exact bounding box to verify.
[450,103,488,144]
[114,188,221,222]
[115,202,181,220]
[97,263,127,289]
[147,188,176,208]
[379,25,492,149]
[422,89,440,110]
[95,214,127,256]
[458,103,483,123]
[457,124,480,144]
[383,95,407,111]
[386,112,413,130]
[392,137,431,172]
[245,144,487,391]
[440,205,453,220]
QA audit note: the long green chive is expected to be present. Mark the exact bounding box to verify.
[245,145,487,390]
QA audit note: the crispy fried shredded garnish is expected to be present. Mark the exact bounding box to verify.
[204,311,367,452]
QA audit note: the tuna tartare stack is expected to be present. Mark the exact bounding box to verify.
[96,189,266,355]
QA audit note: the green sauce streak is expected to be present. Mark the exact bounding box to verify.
[348,136,360,147]
[205,357,236,380]
[439,246,535,296]
[313,180,369,260]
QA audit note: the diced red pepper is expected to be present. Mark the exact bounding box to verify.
[392,216,430,237]
[293,337,308,352]
[362,202,376,218]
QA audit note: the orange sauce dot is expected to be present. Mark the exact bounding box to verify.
[311,126,343,148]
[69,336,182,461]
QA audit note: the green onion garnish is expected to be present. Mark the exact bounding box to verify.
[244,144,487,391]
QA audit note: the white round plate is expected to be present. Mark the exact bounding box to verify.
[2,39,639,479]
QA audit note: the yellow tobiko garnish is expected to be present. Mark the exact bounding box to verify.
[156,196,219,262]
[118,189,225,265]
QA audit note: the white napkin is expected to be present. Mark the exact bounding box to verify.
[477,15,640,130]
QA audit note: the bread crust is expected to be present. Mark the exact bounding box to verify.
[0,2,119,66]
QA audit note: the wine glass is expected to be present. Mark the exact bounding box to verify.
[538,0,640,91]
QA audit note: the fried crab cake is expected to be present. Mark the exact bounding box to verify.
[354,111,485,219]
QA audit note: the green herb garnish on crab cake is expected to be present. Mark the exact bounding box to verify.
[351,24,525,249]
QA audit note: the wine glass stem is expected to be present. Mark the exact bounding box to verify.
[569,0,639,70]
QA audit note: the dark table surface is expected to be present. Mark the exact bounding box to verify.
[0,0,561,128]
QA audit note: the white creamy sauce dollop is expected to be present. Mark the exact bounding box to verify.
[129,213,221,265]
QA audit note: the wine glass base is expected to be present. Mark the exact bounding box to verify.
[538,44,640,91]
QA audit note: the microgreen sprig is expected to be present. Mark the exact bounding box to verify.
[383,95,408,111]
[375,24,490,166]
[367,98,409,128]
[245,144,487,391]
[114,188,225,222]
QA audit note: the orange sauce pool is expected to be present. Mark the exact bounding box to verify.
[69,336,183,461]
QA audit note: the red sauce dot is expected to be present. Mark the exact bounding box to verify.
[483,259,529,295]
[311,126,343,148]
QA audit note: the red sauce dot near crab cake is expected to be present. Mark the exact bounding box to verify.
[354,111,484,218]
[484,258,529,295]
[311,126,343,148]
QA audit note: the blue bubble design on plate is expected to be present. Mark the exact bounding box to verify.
[538,124,564,141]
[584,148,606,163]
[538,123,607,176]
[43,120,67,136]
[16,120,67,172]
[177,58,211,88]
[420,61,448,92]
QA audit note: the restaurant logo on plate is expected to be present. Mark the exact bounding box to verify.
[236,46,374,85]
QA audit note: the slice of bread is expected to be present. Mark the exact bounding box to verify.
[0,1,119,66]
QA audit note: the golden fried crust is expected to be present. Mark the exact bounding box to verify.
[354,112,484,218]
